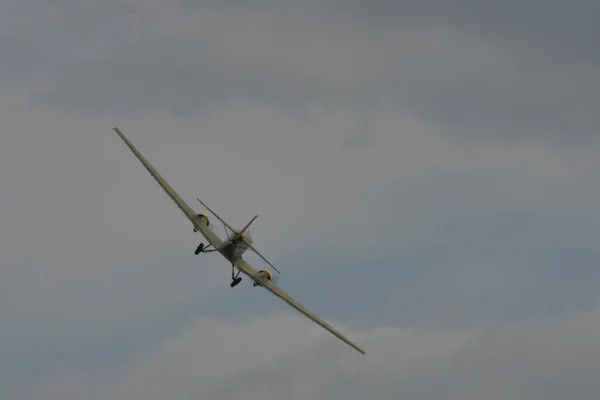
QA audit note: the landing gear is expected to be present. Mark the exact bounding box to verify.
[230,265,242,288]
[195,242,216,255]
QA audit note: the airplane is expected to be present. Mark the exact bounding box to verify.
[110,127,365,355]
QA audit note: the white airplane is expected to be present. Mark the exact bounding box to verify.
[111,127,365,355]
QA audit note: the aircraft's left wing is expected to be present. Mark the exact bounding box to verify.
[112,127,223,248]
[232,258,366,355]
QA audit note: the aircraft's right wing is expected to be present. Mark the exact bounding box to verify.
[112,127,223,248]
[233,258,366,355]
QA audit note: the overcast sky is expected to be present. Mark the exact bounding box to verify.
[1,0,600,398]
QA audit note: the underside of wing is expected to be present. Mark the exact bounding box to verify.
[112,127,223,248]
[233,258,365,355]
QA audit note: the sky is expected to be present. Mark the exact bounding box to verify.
[1,0,600,398]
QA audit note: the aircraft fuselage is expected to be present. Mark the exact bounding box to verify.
[218,232,253,261]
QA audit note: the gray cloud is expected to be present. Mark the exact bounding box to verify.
[8,307,600,400]
[308,0,600,62]
[2,0,598,141]
[2,96,600,386]
[3,0,600,397]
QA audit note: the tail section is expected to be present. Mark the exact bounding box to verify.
[196,198,281,274]
[233,215,258,241]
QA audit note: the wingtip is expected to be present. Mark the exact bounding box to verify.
[350,343,366,355]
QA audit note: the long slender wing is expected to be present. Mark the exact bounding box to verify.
[112,127,223,248]
[233,258,365,355]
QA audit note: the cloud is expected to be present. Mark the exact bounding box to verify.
[7,306,600,400]
[0,87,449,386]
[2,0,600,397]
[2,88,600,393]
[3,0,599,141]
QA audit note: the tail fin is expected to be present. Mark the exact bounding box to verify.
[196,198,281,274]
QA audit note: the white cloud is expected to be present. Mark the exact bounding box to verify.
[8,305,600,400]
[0,89,451,349]
[2,88,600,348]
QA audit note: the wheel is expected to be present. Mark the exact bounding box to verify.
[194,243,204,255]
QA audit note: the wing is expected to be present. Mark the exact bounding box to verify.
[112,127,223,248]
[233,258,365,355]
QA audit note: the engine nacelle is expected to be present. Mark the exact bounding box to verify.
[253,270,273,286]
[196,213,210,226]
[258,270,272,281]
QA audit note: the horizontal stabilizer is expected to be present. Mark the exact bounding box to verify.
[197,198,281,274]
[197,198,238,234]
[244,240,281,274]
[233,215,258,241]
